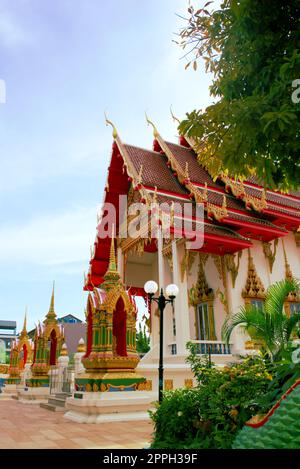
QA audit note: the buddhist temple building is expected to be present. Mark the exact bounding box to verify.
[82,116,300,389]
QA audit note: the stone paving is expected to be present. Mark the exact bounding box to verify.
[0,401,153,449]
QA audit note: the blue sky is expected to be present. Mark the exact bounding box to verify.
[0,0,214,332]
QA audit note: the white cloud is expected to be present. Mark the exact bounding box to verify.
[0,205,99,267]
[0,8,32,49]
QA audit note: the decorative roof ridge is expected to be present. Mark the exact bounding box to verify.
[243,180,300,202]
[145,116,227,221]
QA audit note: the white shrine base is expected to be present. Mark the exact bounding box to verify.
[16,387,50,404]
[64,390,157,423]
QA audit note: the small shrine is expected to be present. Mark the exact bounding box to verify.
[6,312,33,385]
[29,284,64,387]
[75,233,145,392]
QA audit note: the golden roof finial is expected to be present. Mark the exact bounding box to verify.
[145,112,159,138]
[170,106,181,126]
[104,112,118,139]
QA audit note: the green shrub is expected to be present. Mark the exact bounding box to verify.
[150,345,271,449]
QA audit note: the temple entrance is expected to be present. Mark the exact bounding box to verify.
[49,329,57,365]
[112,297,127,356]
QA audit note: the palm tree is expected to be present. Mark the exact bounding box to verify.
[222,279,300,361]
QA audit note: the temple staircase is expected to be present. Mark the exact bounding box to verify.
[40,392,72,412]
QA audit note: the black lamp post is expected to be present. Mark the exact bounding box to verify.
[144,281,179,403]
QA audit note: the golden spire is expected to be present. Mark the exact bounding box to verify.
[49,281,55,313]
[108,225,117,272]
[104,112,118,139]
[102,225,121,288]
[45,281,56,321]
[145,113,159,138]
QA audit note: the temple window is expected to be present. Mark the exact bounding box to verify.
[197,302,213,340]
[289,303,300,316]
[189,254,217,341]
[250,299,264,310]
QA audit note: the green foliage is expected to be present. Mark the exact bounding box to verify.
[177,0,300,189]
[150,346,271,449]
[257,344,300,413]
[222,279,300,361]
[136,322,150,354]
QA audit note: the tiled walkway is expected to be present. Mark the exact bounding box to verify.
[0,401,153,449]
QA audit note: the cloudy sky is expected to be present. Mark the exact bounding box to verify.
[0,0,214,332]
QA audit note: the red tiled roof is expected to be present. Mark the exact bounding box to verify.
[123,144,187,195]
[164,141,224,189]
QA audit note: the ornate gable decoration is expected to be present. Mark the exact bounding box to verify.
[282,240,299,303]
[242,250,266,301]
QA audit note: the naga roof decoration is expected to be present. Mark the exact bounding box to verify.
[84,117,300,291]
[233,379,300,449]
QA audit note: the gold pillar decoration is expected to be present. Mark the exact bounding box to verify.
[180,246,197,282]
[212,254,230,314]
[242,249,266,305]
[189,254,217,340]
[224,251,242,288]
[262,239,278,273]
[282,239,299,315]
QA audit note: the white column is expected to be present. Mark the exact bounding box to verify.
[157,228,164,291]
[150,229,165,349]
[172,240,191,356]
[57,354,69,393]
